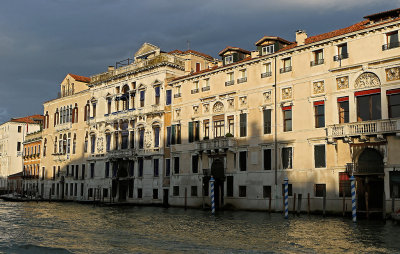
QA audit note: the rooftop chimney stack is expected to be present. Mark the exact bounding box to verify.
[296,30,307,46]
[108,66,115,72]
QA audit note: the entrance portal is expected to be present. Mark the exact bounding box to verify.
[211,158,225,210]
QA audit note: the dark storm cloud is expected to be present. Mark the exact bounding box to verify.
[0,0,398,123]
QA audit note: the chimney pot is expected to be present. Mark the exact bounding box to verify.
[296,30,307,46]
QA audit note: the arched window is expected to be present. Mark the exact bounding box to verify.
[63,134,67,154]
[43,138,47,157]
[153,125,160,148]
[122,85,130,110]
[84,132,88,153]
[84,101,90,121]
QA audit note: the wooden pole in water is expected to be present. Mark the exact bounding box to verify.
[293,193,296,214]
[297,194,302,216]
[268,194,272,214]
[307,193,310,215]
[342,190,346,217]
[365,192,369,219]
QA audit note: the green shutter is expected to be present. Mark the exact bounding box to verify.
[171,125,176,145]
[188,122,193,143]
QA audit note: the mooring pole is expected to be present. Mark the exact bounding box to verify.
[350,175,357,223]
[284,178,289,219]
[210,176,215,215]
[297,194,302,216]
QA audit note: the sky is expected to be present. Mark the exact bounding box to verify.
[0,0,398,123]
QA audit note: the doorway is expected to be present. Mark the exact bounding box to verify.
[211,158,225,210]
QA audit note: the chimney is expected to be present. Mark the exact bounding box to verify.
[108,66,115,72]
[296,30,307,46]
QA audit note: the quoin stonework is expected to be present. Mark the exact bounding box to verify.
[3,8,400,215]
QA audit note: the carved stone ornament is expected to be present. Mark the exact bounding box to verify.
[145,130,152,148]
[281,87,292,100]
[193,105,199,114]
[239,96,247,107]
[336,76,349,90]
[263,91,272,103]
[213,101,224,113]
[227,98,234,108]
[97,137,104,153]
[386,67,400,81]
[354,72,380,89]
[175,109,181,118]
[203,103,209,113]
[313,81,325,94]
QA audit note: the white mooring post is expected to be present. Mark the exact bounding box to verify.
[350,175,357,223]
[210,176,215,215]
[284,177,289,219]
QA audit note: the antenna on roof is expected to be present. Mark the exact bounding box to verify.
[187,40,190,50]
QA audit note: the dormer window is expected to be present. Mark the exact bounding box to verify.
[262,45,274,55]
[225,55,233,65]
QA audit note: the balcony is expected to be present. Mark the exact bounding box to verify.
[326,118,400,139]
[382,41,400,51]
[225,80,234,86]
[55,122,72,132]
[310,59,324,66]
[237,77,247,84]
[196,137,237,152]
[191,89,199,94]
[333,53,349,61]
[108,149,135,159]
[202,86,210,92]
[261,72,272,78]
[280,66,292,73]
[346,163,384,175]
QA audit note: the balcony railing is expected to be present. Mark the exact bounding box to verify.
[196,137,237,151]
[237,77,247,84]
[225,80,234,86]
[191,89,199,94]
[382,41,400,51]
[261,72,272,78]
[310,59,324,66]
[280,66,292,73]
[202,86,210,92]
[346,163,384,175]
[326,118,400,138]
[333,53,349,61]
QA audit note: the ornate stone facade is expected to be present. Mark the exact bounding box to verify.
[312,81,325,94]
[213,101,224,113]
[386,67,400,81]
[354,72,380,89]
[336,76,349,90]
[281,87,292,100]
[263,91,272,103]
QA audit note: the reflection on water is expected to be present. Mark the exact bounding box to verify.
[0,200,399,253]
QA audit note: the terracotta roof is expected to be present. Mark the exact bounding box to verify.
[255,36,292,46]
[10,115,44,124]
[276,42,298,53]
[168,49,214,60]
[218,46,251,56]
[68,73,90,83]
[364,8,400,20]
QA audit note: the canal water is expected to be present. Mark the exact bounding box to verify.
[0,200,399,253]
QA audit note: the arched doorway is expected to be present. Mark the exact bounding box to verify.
[356,148,384,214]
[211,158,225,210]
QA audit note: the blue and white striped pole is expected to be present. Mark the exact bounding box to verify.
[210,176,215,215]
[284,177,289,219]
[350,175,357,223]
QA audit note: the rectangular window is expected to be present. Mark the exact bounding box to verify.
[239,151,247,171]
[104,188,109,198]
[227,116,234,136]
[140,90,145,107]
[384,31,399,50]
[17,142,21,152]
[213,117,225,138]
[188,122,194,143]
[138,158,143,177]
[239,186,246,197]
[390,171,400,198]
[280,57,292,73]
[262,45,274,55]
[90,163,94,178]
[315,184,326,197]
[105,162,109,178]
[71,165,74,177]
[130,131,134,149]
[171,125,176,145]
[283,107,292,132]
[176,124,181,144]
[203,120,210,138]
[240,113,247,137]
[263,149,272,170]
[263,109,271,134]
[70,183,73,196]
[129,160,134,177]
[338,97,349,123]
[154,127,160,148]
[91,135,96,154]
[388,91,400,118]
[165,158,171,176]
[166,126,171,147]
[174,157,180,174]
[281,184,293,196]
[282,147,293,169]
[356,91,381,121]
[139,129,144,149]
[311,49,324,66]
[225,55,233,65]
[227,176,233,197]
[314,101,325,128]
[153,159,159,177]
[314,145,326,168]
[339,172,351,197]
[173,186,179,196]
[155,86,160,105]
[153,189,158,199]
[107,98,112,114]
[121,131,128,150]
[81,183,84,196]
[82,164,85,180]
[128,180,133,198]
[191,186,198,197]
[166,90,172,105]
[335,43,348,60]
[192,155,199,173]
[263,186,272,198]
[18,126,22,133]
[138,188,143,199]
